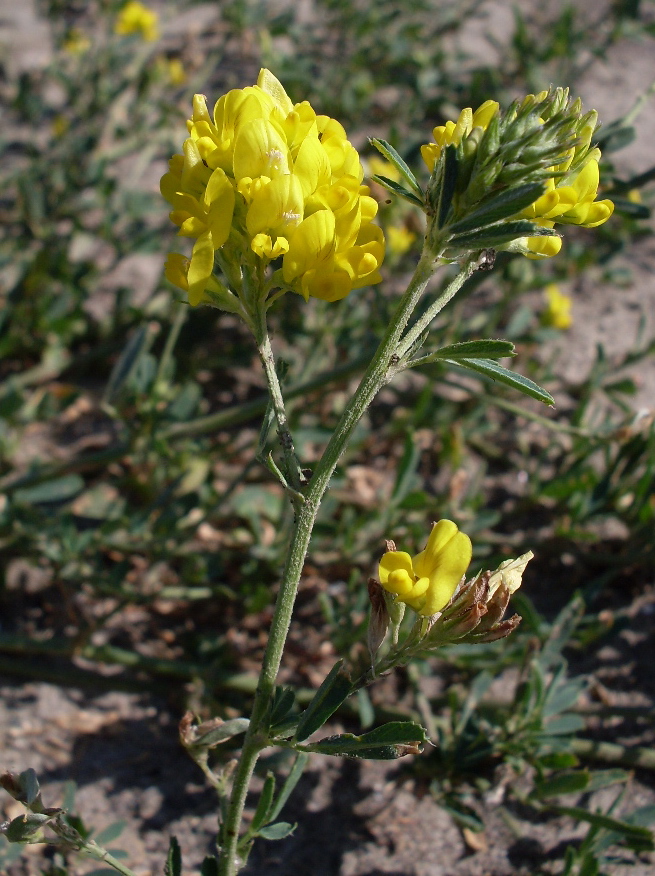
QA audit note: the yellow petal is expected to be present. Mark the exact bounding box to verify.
[379,550,414,585]
[187,232,215,306]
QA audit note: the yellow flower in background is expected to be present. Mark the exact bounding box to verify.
[541,283,572,329]
[162,58,187,86]
[115,1,160,42]
[62,28,91,54]
[161,69,385,306]
[368,156,401,183]
[387,225,416,257]
[379,520,472,616]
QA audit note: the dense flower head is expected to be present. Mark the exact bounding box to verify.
[421,88,614,260]
[379,520,472,617]
[161,69,385,307]
[114,1,159,42]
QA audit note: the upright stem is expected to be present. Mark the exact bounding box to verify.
[218,251,454,875]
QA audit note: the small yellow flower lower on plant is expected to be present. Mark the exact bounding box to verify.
[541,283,572,330]
[161,69,385,307]
[115,1,159,42]
[379,520,472,616]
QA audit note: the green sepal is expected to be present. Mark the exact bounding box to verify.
[448,182,545,234]
[297,721,428,760]
[369,138,423,197]
[294,660,352,742]
[371,175,424,207]
[448,220,559,250]
[444,357,555,405]
[438,145,459,228]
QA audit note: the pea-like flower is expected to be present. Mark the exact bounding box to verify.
[379,520,472,617]
[161,69,385,308]
[114,1,159,42]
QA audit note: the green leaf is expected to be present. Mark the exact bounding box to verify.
[14,474,85,505]
[534,770,591,798]
[20,769,41,806]
[430,339,515,360]
[549,805,654,843]
[370,175,424,207]
[541,714,585,735]
[164,836,182,876]
[267,753,309,824]
[444,358,554,405]
[193,718,250,747]
[295,660,352,742]
[104,324,151,404]
[449,183,545,233]
[249,773,276,835]
[585,769,631,792]
[299,721,428,760]
[448,219,559,250]
[93,820,126,845]
[369,138,422,196]
[200,857,219,876]
[270,687,296,728]
[257,822,296,840]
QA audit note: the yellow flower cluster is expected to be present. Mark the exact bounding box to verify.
[421,94,614,259]
[379,519,472,617]
[161,69,385,306]
[114,1,160,43]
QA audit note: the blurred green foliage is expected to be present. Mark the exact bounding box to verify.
[1,0,655,871]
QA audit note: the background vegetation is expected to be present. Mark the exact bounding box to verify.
[1,1,654,873]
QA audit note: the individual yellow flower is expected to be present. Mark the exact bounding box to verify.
[379,520,472,617]
[161,69,385,307]
[387,225,416,257]
[541,283,572,330]
[115,1,160,42]
[158,57,187,86]
[62,28,91,54]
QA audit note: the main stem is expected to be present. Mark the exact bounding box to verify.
[218,251,458,875]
